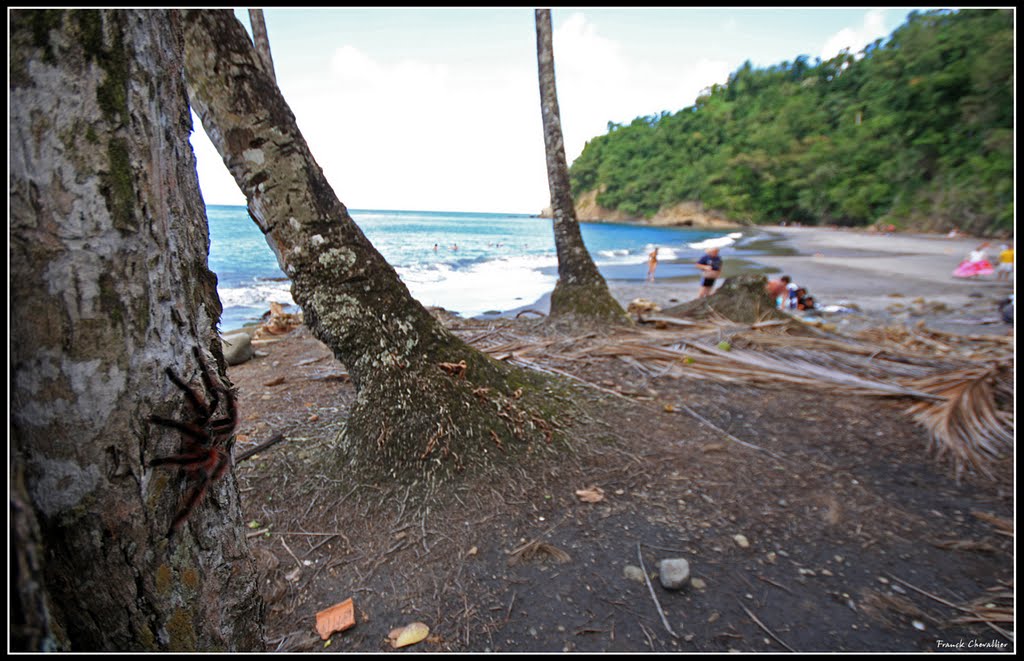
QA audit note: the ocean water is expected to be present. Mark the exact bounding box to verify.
[206,205,747,331]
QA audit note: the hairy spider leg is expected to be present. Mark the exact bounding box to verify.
[161,366,215,428]
[148,416,208,444]
[148,346,238,537]
[190,345,221,425]
[165,449,231,535]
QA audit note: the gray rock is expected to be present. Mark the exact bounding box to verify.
[657,558,690,590]
[221,331,254,366]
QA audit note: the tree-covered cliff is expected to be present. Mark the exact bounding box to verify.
[569,9,1013,236]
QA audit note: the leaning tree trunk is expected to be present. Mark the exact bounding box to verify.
[535,8,631,327]
[10,9,264,650]
[181,9,561,484]
[246,9,276,83]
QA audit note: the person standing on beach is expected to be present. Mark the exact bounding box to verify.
[695,246,722,298]
[997,244,1014,282]
[647,247,659,282]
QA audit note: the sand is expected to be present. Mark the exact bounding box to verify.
[504,226,1014,336]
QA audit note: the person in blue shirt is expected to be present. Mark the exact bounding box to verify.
[696,246,723,298]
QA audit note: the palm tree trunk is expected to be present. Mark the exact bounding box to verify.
[247,9,276,82]
[11,9,264,650]
[535,9,631,326]
[181,9,561,483]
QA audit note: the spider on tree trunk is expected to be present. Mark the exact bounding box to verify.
[149,345,238,537]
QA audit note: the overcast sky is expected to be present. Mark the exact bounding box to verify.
[190,7,933,214]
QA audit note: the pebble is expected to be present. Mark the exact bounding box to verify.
[657,558,690,590]
[691,578,707,590]
[766,552,777,564]
[623,565,646,583]
[733,534,750,548]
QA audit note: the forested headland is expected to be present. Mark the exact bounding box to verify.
[569,9,1013,236]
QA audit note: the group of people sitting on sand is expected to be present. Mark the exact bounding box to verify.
[952,242,1014,281]
[766,275,816,311]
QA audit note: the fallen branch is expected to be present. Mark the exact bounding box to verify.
[679,405,791,463]
[636,543,678,639]
[739,601,796,652]
[235,433,286,463]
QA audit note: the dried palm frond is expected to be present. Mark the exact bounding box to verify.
[857,324,1014,362]
[951,580,1014,641]
[589,340,944,400]
[972,511,1014,537]
[902,364,1014,480]
[507,539,571,566]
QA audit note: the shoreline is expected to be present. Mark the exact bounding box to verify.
[499,225,1014,335]
[223,224,1013,337]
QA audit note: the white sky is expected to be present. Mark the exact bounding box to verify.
[191,7,934,214]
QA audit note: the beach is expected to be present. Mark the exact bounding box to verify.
[514,225,1014,336]
[225,221,1014,652]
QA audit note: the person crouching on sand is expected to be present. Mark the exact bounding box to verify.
[765,275,792,309]
[647,247,659,282]
[696,247,722,298]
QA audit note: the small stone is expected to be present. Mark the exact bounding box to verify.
[691,578,706,590]
[821,569,834,577]
[657,558,690,590]
[912,620,925,631]
[623,565,646,583]
[834,555,844,563]
[766,552,777,564]
[877,576,889,584]
[733,534,750,548]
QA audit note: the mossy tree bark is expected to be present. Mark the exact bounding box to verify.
[10,9,264,650]
[181,10,561,484]
[535,9,631,327]
[662,273,792,324]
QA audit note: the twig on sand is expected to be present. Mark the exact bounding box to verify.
[679,405,791,463]
[235,433,286,463]
[636,543,678,639]
[756,574,794,595]
[739,601,796,652]
[514,358,635,402]
[886,574,970,613]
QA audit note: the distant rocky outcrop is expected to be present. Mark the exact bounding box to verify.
[540,189,742,229]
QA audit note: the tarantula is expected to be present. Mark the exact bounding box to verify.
[149,345,238,537]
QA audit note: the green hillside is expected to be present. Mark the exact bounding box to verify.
[569,9,1013,236]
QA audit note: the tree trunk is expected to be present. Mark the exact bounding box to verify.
[535,9,631,327]
[662,273,792,324]
[10,9,264,650]
[180,9,562,484]
[246,9,276,83]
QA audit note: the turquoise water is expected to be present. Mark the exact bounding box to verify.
[206,205,746,330]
